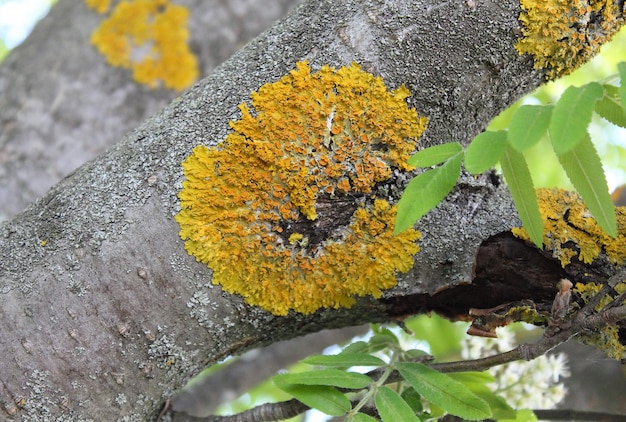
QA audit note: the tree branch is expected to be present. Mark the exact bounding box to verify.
[1,0,624,419]
[184,288,626,421]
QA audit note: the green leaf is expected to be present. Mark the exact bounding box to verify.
[446,371,495,386]
[508,105,552,151]
[473,390,517,420]
[352,413,379,422]
[618,62,626,109]
[500,145,543,247]
[595,85,626,128]
[367,332,399,352]
[396,362,492,420]
[464,130,507,174]
[401,387,424,413]
[302,353,385,368]
[404,349,431,360]
[375,386,421,422]
[342,341,370,354]
[395,152,462,234]
[273,369,372,389]
[276,384,350,416]
[407,142,463,167]
[549,82,603,154]
[556,134,617,237]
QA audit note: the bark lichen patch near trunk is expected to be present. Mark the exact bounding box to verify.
[175,61,426,316]
[512,188,626,267]
[515,0,624,79]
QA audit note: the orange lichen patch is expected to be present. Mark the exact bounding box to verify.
[89,0,198,91]
[515,0,624,79]
[176,61,426,315]
[512,188,626,266]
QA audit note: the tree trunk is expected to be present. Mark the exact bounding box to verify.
[0,0,301,219]
[0,0,623,419]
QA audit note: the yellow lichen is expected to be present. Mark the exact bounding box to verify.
[176,61,426,315]
[574,282,610,310]
[512,188,626,266]
[88,0,198,91]
[573,281,626,360]
[515,0,624,79]
[85,0,111,14]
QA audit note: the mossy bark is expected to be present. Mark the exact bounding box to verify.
[0,0,624,419]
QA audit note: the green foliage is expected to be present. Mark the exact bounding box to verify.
[353,413,379,422]
[302,353,386,368]
[618,62,626,109]
[375,386,421,422]
[464,130,507,173]
[396,362,492,420]
[508,105,552,151]
[268,322,519,421]
[275,383,350,416]
[595,85,626,128]
[549,83,603,154]
[395,62,626,248]
[500,145,544,247]
[556,134,617,236]
[407,142,463,167]
[274,369,372,389]
[395,146,463,234]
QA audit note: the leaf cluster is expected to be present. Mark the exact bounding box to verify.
[272,326,517,421]
[396,63,626,247]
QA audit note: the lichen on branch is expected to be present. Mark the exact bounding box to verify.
[512,188,626,266]
[515,0,624,79]
[175,61,426,315]
[573,281,626,360]
[87,0,198,90]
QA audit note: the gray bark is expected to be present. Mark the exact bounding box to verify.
[0,0,301,219]
[0,0,620,420]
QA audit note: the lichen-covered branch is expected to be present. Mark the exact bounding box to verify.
[0,0,625,419]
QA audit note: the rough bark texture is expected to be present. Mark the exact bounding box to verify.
[0,0,623,420]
